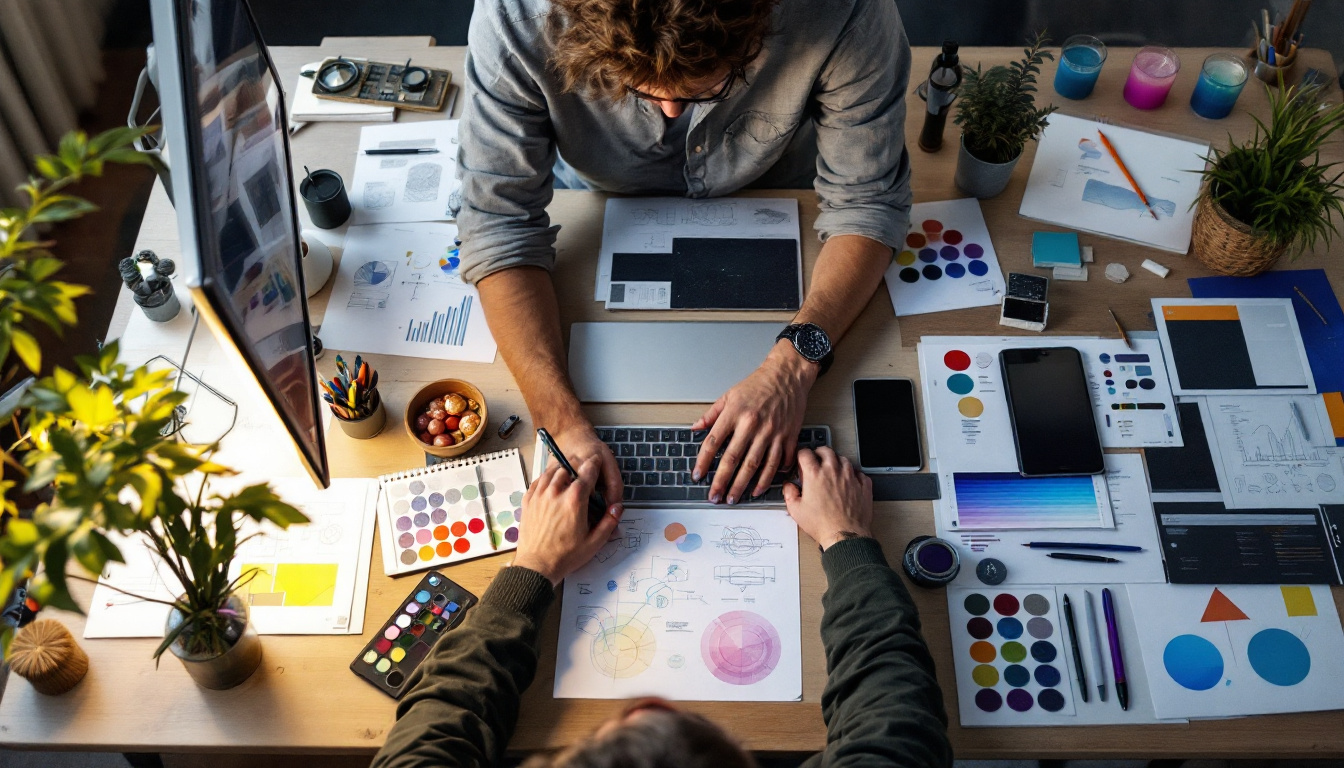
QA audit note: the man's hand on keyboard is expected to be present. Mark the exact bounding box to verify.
[692,343,818,504]
[782,446,873,550]
[550,421,624,517]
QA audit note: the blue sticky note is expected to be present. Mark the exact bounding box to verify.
[1031,232,1081,267]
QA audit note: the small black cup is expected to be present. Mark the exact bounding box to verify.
[299,167,352,229]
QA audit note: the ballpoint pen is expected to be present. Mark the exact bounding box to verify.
[1290,400,1311,441]
[1085,590,1106,702]
[1022,542,1143,552]
[363,148,440,155]
[1047,552,1122,563]
[537,428,611,528]
[1063,594,1089,703]
[1103,588,1129,710]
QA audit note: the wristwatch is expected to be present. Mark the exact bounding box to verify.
[776,323,834,376]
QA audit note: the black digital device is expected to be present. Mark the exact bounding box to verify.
[999,347,1105,476]
[852,378,923,472]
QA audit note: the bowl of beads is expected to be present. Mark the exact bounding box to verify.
[404,379,487,458]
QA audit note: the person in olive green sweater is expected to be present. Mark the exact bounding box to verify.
[372,447,952,768]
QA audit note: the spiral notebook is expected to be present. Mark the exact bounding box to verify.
[377,449,529,576]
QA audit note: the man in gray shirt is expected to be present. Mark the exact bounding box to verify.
[458,0,913,511]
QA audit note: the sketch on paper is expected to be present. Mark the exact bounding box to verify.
[684,203,736,226]
[404,163,442,203]
[351,120,461,224]
[353,261,395,288]
[1201,397,1344,509]
[630,207,675,226]
[1082,179,1177,217]
[346,291,388,310]
[753,208,790,225]
[714,565,777,591]
[363,182,395,210]
[716,526,784,559]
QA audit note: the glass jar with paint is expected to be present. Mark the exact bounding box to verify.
[1189,53,1249,120]
[1122,46,1180,110]
[1054,35,1107,100]
[903,535,961,587]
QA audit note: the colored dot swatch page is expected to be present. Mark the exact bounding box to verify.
[948,587,1079,725]
[1127,584,1344,720]
[883,198,1007,317]
[350,570,479,699]
[376,448,529,576]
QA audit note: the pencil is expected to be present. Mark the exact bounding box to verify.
[1294,286,1329,325]
[1107,308,1132,350]
[1097,131,1158,220]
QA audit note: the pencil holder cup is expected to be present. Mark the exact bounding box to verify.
[1252,49,1297,84]
[336,396,386,439]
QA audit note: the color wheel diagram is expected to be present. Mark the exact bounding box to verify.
[701,610,783,685]
[1162,587,1316,691]
[895,218,991,283]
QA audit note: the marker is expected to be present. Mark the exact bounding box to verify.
[1290,400,1311,441]
[363,148,440,155]
[1062,594,1089,703]
[1085,590,1106,702]
[1047,552,1121,563]
[1023,542,1143,552]
[1102,588,1129,710]
[536,428,611,529]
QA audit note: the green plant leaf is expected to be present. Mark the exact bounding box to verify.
[11,328,41,373]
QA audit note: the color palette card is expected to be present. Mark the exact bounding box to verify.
[350,571,478,698]
[948,587,1078,725]
[1128,584,1344,719]
[940,472,1114,531]
[884,198,1007,317]
[1031,231,1081,267]
[1153,299,1316,396]
[378,463,496,576]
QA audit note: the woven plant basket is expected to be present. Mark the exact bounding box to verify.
[1190,193,1287,277]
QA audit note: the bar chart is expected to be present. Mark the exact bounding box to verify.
[405,295,474,346]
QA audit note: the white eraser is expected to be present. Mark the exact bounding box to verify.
[1105,263,1130,283]
[1141,259,1170,278]
[1053,264,1089,282]
[1081,245,1094,263]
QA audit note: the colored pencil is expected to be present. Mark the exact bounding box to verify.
[1294,285,1330,325]
[1097,131,1158,219]
[1107,308,1132,350]
[321,357,380,421]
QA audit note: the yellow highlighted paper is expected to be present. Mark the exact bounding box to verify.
[272,563,339,607]
[1282,585,1318,617]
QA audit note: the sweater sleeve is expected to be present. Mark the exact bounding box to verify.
[371,566,555,768]
[805,537,952,768]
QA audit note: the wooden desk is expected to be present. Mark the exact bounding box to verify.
[3,41,1343,759]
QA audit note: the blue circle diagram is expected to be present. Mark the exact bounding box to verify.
[996,616,1023,639]
[1248,628,1310,686]
[1163,634,1224,691]
[354,261,392,286]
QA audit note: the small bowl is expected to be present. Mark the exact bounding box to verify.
[404,379,488,459]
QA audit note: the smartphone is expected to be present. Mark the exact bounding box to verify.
[852,378,923,472]
[999,347,1105,476]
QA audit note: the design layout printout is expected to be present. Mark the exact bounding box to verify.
[1128,584,1344,719]
[1197,396,1344,509]
[1019,113,1209,253]
[554,508,802,701]
[1153,299,1315,396]
[350,120,461,225]
[319,223,497,363]
[884,198,1007,317]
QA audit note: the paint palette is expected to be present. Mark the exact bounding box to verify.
[884,199,1006,317]
[947,587,1077,725]
[350,571,478,698]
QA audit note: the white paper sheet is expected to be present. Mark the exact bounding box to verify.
[1019,113,1209,253]
[1153,298,1316,396]
[884,198,1006,317]
[350,120,461,225]
[84,478,379,638]
[554,508,802,701]
[944,454,1165,585]
[1127,583,1344,719]
[594,197,801,302]
[1197,396,1344,509]
[318,223,497,363]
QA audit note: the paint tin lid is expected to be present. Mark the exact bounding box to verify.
[903,535,961,588]
[976,558,1008,586]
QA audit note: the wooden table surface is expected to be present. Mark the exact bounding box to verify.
[2,40,1343,759]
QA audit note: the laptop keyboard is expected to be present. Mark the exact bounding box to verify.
[595,425,831,504]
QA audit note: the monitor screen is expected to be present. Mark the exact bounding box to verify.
[153,0,328,486]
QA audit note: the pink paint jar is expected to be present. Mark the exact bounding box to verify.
[1123,46,1180,110]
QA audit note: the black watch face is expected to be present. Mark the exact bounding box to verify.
[794,325,831,361]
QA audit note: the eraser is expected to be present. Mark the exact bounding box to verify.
[1081,245,1094,263]
[1105,263,1130,283]
[1141,258,1170,278]
[1053,264,1089,282]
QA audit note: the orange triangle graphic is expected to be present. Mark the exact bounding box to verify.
[1200,588,1250,623]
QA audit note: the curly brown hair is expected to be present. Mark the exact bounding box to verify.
[549,0,779,101]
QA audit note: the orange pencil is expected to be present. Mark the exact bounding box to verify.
[1097,131,1158,220]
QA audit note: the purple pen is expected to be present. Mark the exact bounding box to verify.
[1102,587,1129,710]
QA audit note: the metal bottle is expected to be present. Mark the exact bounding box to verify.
[917,41,963,153]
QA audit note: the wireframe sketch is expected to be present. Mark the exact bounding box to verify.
[714,565,777,591]
[753,208,789,225]
[631,207,675,226]
[716,527,784,559]
[404,163,443,203]
[363,182,395,209]
[595,521,650,563]
[684,203,736,226]
[379,158,409,169]
[640,233,669,249]
[1077,137,1103,160]
[1082,179,1177,217]
[353,260,395,287]
[346,291,388,309]
[446,190,463,219]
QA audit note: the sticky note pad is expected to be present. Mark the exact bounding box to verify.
[1032,232,1081,268]
[1281,585,1318,617]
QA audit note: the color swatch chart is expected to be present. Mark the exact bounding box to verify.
[1128,584,1344,719]
[948,587,1078,726]
[350,571,477,698]
[884,198,1006,317]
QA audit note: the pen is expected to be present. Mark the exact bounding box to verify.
[536,428,611,528]
[1022,542,1143,552]
[1290,400,1311,440]
[1097,131,1158,220]
[1293,286,1329,325]
[363,148,440,155]
[1063,595,1089,703]
[1107,308,1132,350]
[1102,588,1129,710]
[1047,552,1122,563]
[1085,591,1106,702]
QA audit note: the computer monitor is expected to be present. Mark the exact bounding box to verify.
[149,0,329,487]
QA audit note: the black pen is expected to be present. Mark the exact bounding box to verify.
[536,428,610,528]
[1047,552,1121,563]
[363,148,440,155]
[1062,594,1089,703]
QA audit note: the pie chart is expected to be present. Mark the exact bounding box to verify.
[701,610,782,685]
[354,260,392,286]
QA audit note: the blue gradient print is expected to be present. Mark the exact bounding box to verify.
[1082,179,1177,217]
[952,473,1100,527]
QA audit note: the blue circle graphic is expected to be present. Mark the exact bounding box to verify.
[997,616,1023,639]
[1003,664,1030,687]
[606,580,618,592]
[947,373,975,396]
[1248,628,1310,686]
[918,248,939,263]
[1030,640,1057,663]
[1163,634,1224,691]
[940,245,961,260]
[968,260,990,276]
[945,262,966,278]
[1034,664,1061,687]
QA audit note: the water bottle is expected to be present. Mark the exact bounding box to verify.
[917,41,962,153]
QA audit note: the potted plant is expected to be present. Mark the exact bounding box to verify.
[1191,82,1344,276]
[953,32,1057,198]
[0,129,307,689]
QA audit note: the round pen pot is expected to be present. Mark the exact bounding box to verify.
[954,137,1022,199]
[1190,193,1286,277]
[336,397,387,439]
[166,594,262,690]
[1251,49,1297,85]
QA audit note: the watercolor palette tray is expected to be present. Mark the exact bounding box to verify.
[350,571,478,698]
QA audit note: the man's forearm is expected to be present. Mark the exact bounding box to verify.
[791,234,891,344]
[477,266,586,431]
